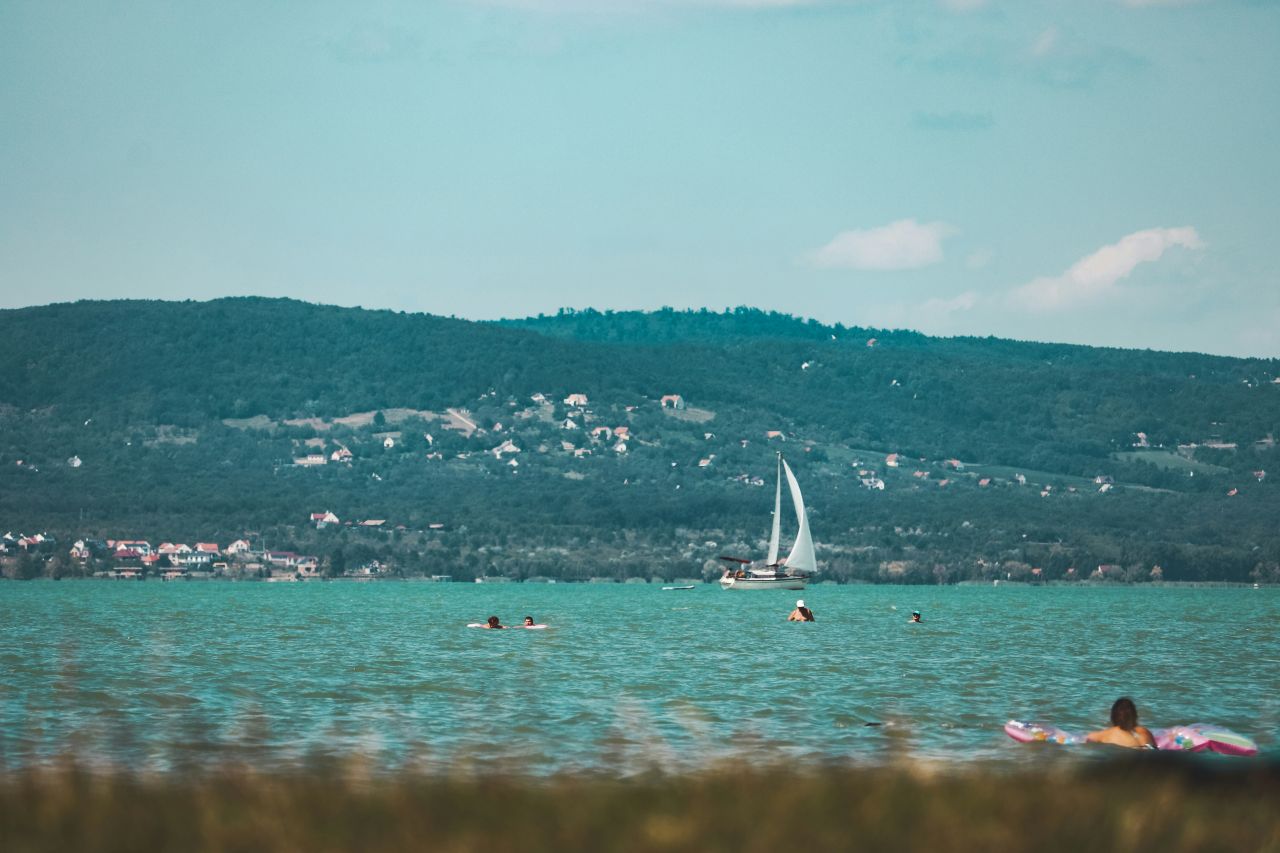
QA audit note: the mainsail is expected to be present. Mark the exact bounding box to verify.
[766,454,782,566]
[781,458,817,574]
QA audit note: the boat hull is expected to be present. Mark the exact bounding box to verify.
[719,575,806,591]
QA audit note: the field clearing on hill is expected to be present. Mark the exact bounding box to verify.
[662,405,716,423]
[1114,449,1230,474]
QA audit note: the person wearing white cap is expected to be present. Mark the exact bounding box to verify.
[788,599,815,622]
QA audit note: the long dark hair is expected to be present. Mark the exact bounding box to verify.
[1110,697,1139,731]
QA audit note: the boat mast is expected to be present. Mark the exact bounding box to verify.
[766,452,782,566]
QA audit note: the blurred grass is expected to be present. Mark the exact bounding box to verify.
[2,757,1278,852]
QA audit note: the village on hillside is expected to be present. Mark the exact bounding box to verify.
[3,385,1275,585]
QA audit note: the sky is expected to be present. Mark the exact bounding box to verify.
[1,0,1278,357]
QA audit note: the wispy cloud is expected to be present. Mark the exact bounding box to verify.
[327,23,421,63]
[965,249,993,270]
[920,290,980,320]
[911,110,995,132]
[913,26,1146,88]
[462,0,821,11]
[1030,26,1058,58]
[1120,0,1206,7]
[808,219,956,271]
[1009,227,1204,312]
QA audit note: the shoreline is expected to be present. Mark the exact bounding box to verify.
[1,576,1273,588]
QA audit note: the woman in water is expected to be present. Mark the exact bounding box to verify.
[484,616,505,629]
[1086,697,1155,748]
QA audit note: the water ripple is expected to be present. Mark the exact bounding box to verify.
[1,582,1276,774]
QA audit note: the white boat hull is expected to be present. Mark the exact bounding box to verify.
[720,574,807,591]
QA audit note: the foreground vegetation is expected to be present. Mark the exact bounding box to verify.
[2,758,1277,852]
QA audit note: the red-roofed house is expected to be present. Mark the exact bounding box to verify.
[114,540,153,556]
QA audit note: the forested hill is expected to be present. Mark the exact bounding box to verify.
[2,298,1279,584]
[3,299,1277,459]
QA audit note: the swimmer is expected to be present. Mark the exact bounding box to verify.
[484,616,505,630]
[909,611,922,623]
[523,616,535,627]
[788,599,815,622]
[1086,697,1155,749]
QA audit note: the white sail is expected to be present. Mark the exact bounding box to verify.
[766,454,782,565]
[782,459,817,574]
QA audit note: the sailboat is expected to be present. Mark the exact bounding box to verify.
[719,452,817,590]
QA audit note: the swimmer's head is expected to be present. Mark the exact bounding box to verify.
[523,616,534,626]
[1110,697,1139,731]
[796,600,805,609]
[487,616,501,628]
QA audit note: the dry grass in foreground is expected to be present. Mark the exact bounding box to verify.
[2,756,1278,853]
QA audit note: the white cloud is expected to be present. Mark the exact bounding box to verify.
[808,219,956,271]
[1009,227,1204,312]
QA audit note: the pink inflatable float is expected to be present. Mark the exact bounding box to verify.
[1004,719,1258,756]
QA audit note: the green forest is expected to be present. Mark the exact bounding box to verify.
[2,298,1278,584]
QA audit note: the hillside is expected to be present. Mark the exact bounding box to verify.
[1,298,1278,583]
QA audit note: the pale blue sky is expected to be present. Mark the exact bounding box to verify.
[2,0,1277,356]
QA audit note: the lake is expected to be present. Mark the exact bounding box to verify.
[2,582,1276,775]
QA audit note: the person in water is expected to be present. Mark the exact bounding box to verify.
[1086,697,1156,749]
[484,616,505,629]
[523,616,535,627]
[909,611,922,623]
[788,599,815,622]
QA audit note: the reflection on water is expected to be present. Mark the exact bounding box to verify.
[1,583,1276,774]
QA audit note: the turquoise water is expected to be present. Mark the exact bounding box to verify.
[2,582,1276,775]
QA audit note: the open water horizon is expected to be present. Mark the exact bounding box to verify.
[2,582,1276,775]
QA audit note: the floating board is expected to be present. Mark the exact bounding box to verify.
[1154,724,1258,756]
[662,585,696,590]
[1005,719,1257,756]
[1004,720,1089,745]
[467,623,549,630]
